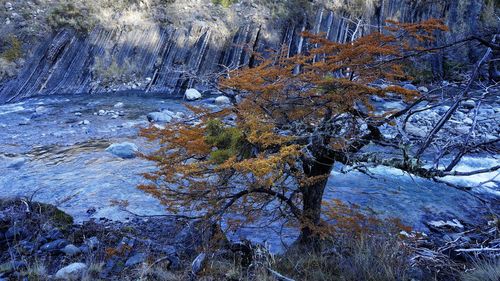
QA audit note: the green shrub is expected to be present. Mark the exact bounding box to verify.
[47,0,96,32]
[1,36,22,62]
[212,0,238,8]
[205,119,247,164]
[92,55,140,86]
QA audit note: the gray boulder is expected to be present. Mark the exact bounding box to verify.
[185,88,202,101]
[214,96,231,105]
[105,142,138,159]
[55,263,87,280]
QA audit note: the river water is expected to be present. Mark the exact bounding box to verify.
[0,93,498,251]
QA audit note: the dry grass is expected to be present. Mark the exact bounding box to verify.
[461,259,500,281]
[273,232,412,281]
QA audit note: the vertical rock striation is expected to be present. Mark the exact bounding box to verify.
[0,0,495,103]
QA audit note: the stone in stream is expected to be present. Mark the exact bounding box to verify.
[418,86,429,93]
[78,120,90,125]
[55,263,87,280]
[147,111,173,123]
[214,96,231,105]
[185,88,202,101]
[403,83,418,91]
[105,142,138,159]
[6,157,26,169]
[35,106,49,114]
[114,102,125,108]
[405,123,427,138]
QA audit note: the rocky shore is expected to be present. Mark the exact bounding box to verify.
[1,197,498,280]
[0,198,224,280]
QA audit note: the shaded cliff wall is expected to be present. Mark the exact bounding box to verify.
[0,0,496,103]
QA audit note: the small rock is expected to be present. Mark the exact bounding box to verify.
[74,112,82,116]
[462,100,476,109]
[185,88,202,101]
[191,253,206,275]
[125,253,146,267]
[105,142,138,159]
[147,111,173,123]
[35,106,48,114]
[79,244,90,254]
[78,120,90,126]
[18,118,30,125]
[0,261,26,275]
[18,241,35,254]
[214,96,231,105]
[62,244,81,256]
[85,236,100,250]
[40,239,68,253]
[463,118,473,125]
[7,157,26,169]
[370,95,385,102]
[456,125,470,135]
[5,226,27,240]
[436,106,451,115]
[427,219,464,230]
[98,110,106,116]
[46,228,64,241]
[418,86,429,93]
[5,2,13,11]
[114,102,124,108]
[403,84,418,91]
[405,123,427,138]
[55,263,87,280]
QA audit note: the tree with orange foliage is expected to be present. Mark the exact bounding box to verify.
[139,19,499,247]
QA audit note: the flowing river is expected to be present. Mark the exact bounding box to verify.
[0,93,498,251]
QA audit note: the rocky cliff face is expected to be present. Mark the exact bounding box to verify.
[0,0,497,103]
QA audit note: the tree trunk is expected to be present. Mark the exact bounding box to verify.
[298,156,334,249]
